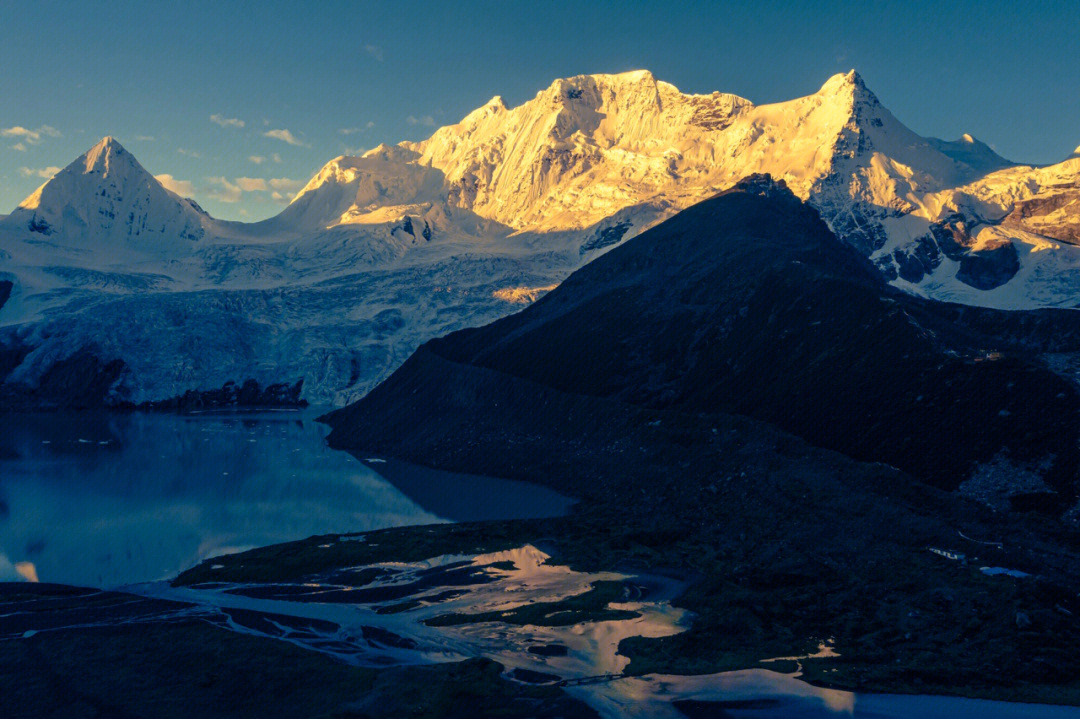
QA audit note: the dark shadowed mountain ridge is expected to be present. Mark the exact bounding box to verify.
[326,176,1080,507]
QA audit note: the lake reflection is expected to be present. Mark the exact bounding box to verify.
[0,410,571,588]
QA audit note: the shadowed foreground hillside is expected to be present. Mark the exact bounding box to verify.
[326,175,1080,507]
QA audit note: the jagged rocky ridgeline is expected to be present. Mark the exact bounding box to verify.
[1,71,1080,407]
[325,177,1080,516]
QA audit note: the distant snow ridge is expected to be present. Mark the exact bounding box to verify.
[2,71,1080,406]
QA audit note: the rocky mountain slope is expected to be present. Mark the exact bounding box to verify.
[325,177,1080,513]
[2,71,1080,407]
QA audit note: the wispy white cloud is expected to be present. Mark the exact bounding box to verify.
[0,553,38,582]
[236,177,268,192]
[10,142,28,152]
[2,124,61,145]
[339,121,375,135]
[343,146,367,156]
[155,173,195,197]
[18,166,62,179]
[248,155,266,164]
[177,147,201,158]
[263,128,307,146]
[271,152,282,163]
[268,177,304,192]
[206,176,243,203]
[210,114,245,129]
[364,44,384,62]
[17,561,37,582]
[406,115,436,127]
[201,175,304,204]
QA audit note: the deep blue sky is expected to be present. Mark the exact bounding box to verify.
[2,0,1077,221]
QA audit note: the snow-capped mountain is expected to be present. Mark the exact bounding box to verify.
[408,69,1011,235]
[0,137,583,407]
[288,70,1080,306]
[3,137,212,247]
[3,70,1080,408]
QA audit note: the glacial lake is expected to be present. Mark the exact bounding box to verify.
[0,409,573,588]
[4,413,1078,719]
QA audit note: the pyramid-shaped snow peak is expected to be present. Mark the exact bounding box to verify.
[81,136,128,173]
[816,70,877,104]
[3,136,208,245]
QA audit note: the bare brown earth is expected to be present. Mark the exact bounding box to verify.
[1002,187,1080,244]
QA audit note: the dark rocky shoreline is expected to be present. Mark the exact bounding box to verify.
[0,352,307,412]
